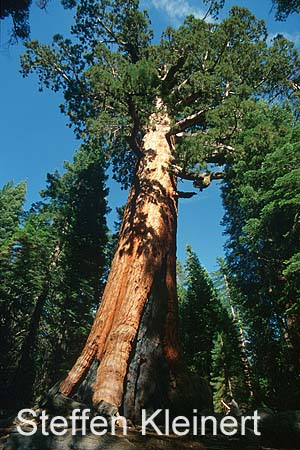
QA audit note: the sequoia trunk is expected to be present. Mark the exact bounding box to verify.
[58,104,184,417]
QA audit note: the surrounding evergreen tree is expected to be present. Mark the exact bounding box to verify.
[272,0,300,20]
[179,246,222,378]
[177,249,250,411]
[0,181,28,408]
[0,181,27,248]
[211,258,256,410]
[0,0,77,41]
[0,143,109,411]
[211,331,236,412]
[19,0,300,418]
[37,141,109,385]
[222,103,300,409]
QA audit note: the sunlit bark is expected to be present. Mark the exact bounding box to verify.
[59,102,183,415]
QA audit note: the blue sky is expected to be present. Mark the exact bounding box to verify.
[0,1,299,272]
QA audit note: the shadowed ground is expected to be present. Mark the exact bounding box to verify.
[0,427,292,450]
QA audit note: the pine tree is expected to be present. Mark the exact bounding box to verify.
[40,142,109,383]
[213,258,256,400]
[211,259,257,410]
[0,181,27,409]
[0,181,26,248]
[222,104,300,409]
[179,246,222,379]
[0,143,109,411]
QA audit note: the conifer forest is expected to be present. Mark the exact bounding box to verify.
[1,0,300,449]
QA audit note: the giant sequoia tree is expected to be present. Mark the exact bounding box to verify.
[21,0,300,420]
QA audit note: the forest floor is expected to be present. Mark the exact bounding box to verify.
[0,426,298,450]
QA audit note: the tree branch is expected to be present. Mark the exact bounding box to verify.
[168,109,209,135]
[174,133,235,163]
[175,91,202,108]
[170,165,224,190]
[97,18,127,47]
[97,17,138,62]
[176,191,197,199]
[162,56,185,85]
[53,63,72,84]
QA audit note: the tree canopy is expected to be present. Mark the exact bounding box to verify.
[21,1,300,192]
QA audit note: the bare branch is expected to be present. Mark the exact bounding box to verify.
[53,63,72,84]
[224,80,230,98]
[97,18,127,47]
[171,75,192,95]
[201,50,209,72]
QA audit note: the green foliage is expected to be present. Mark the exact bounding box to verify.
[0,142,109,410]
[0,0,31,40]
[0,184,57,407]
[0,181,27,249]
[9,0,300,413]
[0,0,77,42]
[178,249,251,410]
[178,246,223,378]
[211,259,256,410]
[210,332,234,411]
[222,103,300,409]
[42,141,109,305]
[272,0,300,20]
[20,2,300,188]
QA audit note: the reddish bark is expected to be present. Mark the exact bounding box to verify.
[59,104,183,414]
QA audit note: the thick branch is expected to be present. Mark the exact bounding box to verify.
[171,165,224,190]
[176,191,197,199]
[168,109,208,135]
[162,56,185,85]
[193,171,224,190]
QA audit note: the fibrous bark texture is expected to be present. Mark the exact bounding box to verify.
[58,103,192,418]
